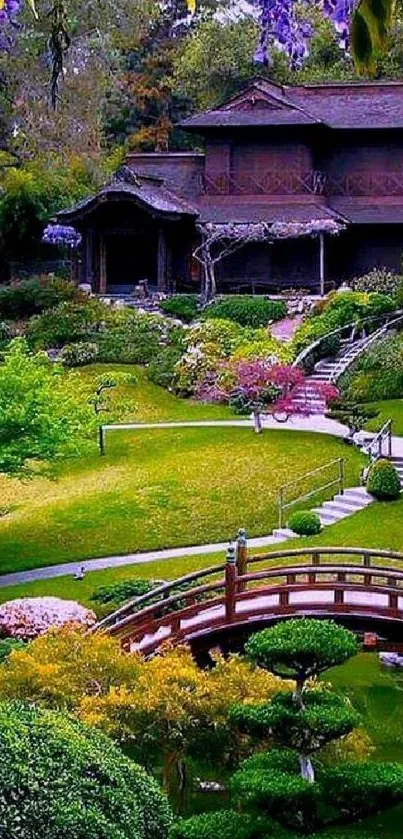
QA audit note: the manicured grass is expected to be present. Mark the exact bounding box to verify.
[328,653,403,838]
[0,424,362,574]
[365,399,403,437]
[1,490,402,607]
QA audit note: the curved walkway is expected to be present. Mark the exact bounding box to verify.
[0,418,400,589]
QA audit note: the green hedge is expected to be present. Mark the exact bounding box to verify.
[0,276,81,319]
[159,295,199,323]
[203,297,287,328]
[0,702,172,839]
[169,811,271,839]
[366,459,401,500]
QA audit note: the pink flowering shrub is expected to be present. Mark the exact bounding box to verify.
[196,359,339,418]
[0,597,96,640]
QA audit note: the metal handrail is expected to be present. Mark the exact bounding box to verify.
[328,311,403,384]
[364,418,393,462]
[278,458,344,528]
[293,308,403,374]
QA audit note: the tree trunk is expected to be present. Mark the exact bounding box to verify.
[162,752,188,813]
[253,409,262,433]
[299,754,315,784]
[293,675,305,709]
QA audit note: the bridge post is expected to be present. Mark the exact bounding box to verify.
[225,543,237,623]
[236,528,248,593]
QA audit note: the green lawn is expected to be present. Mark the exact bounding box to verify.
[328,653,403,838]
[0,424,362,574]
[0,361,364,574]
[365,399,403,437]
[0,490,402,609]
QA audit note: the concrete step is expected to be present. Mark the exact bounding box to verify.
[333,493,372,508]
[322,500,366,516]
[312,507,349,524]
[343,486,372,498]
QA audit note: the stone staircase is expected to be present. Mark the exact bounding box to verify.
[272,486,374,540]
[272,457,403,541]
[289,338,368,415]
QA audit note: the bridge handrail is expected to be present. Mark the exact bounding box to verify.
[292,308,403,374]
[93,545,403,636]
[106,560,403,638]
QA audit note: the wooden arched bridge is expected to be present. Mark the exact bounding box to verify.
[93,542,403,656]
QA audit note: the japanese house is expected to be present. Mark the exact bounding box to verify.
[57,78,403,295]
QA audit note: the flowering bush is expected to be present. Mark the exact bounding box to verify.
[232,335,293,365]
[351,268,403,298]
[196,359,338,423]
[0,597,96,640]
[60,341,99,367]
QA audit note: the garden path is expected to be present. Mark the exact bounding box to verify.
[270,314,304,342]
[0,418,397,589]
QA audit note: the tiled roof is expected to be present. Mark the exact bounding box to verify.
[193,198,343,224]
[57,174,198,222]
[181,79,403,131]
[329,198,403,223]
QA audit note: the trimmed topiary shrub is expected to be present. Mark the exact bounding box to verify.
[288,510,322,536]
[0,596,96,639]
[0,702,173,839]
[203,296,286,328]
[366,458,401,500]
[320,761,403,821]
[159,295,199,323]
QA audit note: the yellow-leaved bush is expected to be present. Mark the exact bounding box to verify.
[0,629,290,795]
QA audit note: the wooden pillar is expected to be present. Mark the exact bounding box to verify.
[84,230,95,288]
[99,235,107,295]
[319,233,325,297]
[236,528,248,593]
[157,228,168,292]
[225,544,237,623]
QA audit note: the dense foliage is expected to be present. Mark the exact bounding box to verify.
[288,509,322,535]
[0,702,173,839]
[159,295,199,323]
[293,291,396,357]
[341,334,403,402]
[203,297,287,328]
[366,458,401,500]
[0,338,97,474]
[0,275,81,318]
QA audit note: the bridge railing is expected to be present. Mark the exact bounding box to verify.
[92,540,403,647]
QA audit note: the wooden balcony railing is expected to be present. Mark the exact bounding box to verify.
[200,170,403,197]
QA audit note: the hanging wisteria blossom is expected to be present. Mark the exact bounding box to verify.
[0,0,21,48]
[254,0,359,66]
[42,223,82,249]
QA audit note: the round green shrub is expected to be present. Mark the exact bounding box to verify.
[159,295,199,323]
[91,578,159,606]
[366,459,401,500]
[169,811,270,839]
[288,510,322,536]
[203,296,286,328]
[0,702,172,839]
[0,276,82,319]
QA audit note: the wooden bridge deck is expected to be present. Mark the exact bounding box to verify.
[91,546,403,656]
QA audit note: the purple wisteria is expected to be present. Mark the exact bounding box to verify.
[0,0,21,49]
[255,0,358,67]
[42,224,82,249]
